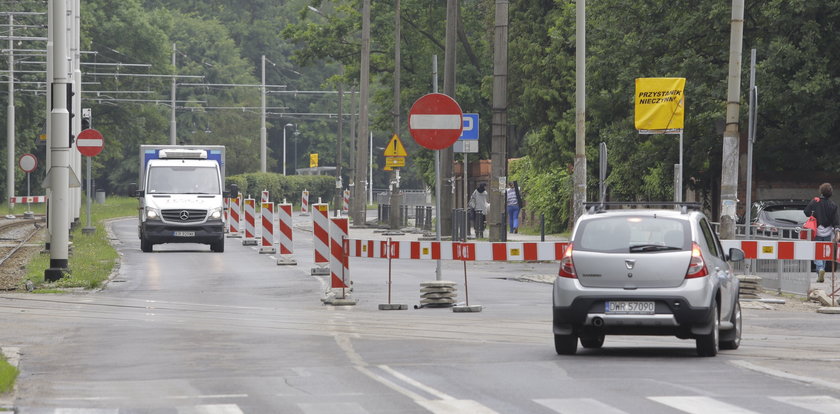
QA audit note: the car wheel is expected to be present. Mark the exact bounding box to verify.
[696,301,720,357]
[211,239,225,253]
[554,333,578,355]
[140,237,153,253]
[580,335,605,349]
[720,301,741,350]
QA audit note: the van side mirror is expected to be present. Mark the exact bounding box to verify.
[129,183,141,197]
[224,183,239,198]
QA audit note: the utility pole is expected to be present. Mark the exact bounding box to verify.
[336,84,344,214]
[573,0,587,223]
[260,55,267,172]
[719,0,745,239]
[45,0,70,281]
[353,0,371,225]
[389,0,402,230]
[6,15,14,212]
[488,0,508,241]
[170,43,177,145]
[441,0,458,237]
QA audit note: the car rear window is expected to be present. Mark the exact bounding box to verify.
[575,215,690,253]
[762,205,807,224]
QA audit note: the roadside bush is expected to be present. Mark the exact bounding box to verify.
[509,156,573,233]
[228,173,334,207]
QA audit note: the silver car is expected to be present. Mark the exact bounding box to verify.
[552,205,745,357]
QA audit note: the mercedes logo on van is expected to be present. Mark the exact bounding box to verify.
[179,210,190,221]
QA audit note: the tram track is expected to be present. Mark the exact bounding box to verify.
[0,216,46,290]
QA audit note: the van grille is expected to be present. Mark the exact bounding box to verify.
[161,209,207,223]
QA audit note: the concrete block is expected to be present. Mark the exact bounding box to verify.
[311,267,330,276]
[453,305,483,312]
[379,303,408,310]
[817,307,840,314]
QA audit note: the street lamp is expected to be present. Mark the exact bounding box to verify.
[283,123,294,175]
[294,130,300,174]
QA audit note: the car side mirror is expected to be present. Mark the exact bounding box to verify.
[727,248,745,262]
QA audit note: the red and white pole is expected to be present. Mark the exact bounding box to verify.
[259,201,276,254]
[328,216,353,302]
[277,202,297,265]
[242,197,258,246]
[311,203,330,275]
[227,196,242,238]
[301,189,310,216]
[342,189,350,214]
[261,189,269,203]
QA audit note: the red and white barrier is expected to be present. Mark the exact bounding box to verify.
[10,195,46,204]
[329,217,351,296]
[260,202,276,254]
[311,203,330,275]
[242,198,258,246]
[721,240,840,261]
[261,190,269,203]
[342,189,350,213]
[277,203,296,265]
[227,196,242,238]
[348,240,569,262]
[301,189,310,216]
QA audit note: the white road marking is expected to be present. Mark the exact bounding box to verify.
[534,397,629,414]
[55,410,118,414]
[409,114,462,130]
[178,404,244,414]
[648,396,761,414]
[772,395,840,412]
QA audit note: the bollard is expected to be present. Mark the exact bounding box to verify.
[227,196,242,238]
[259,202,276,254]
[277,203,297,265]
[301,189,310,216]
[323,217,356,305]
[541,213,545,242]
[242,198,258,246]
[311,203,330,275]
[425,206,433,231]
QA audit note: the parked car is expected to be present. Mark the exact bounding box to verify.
[552,203,745,357]
[745,199,810,239]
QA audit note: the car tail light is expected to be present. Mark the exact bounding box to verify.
[558,243,577,279]
[685,242,709,279]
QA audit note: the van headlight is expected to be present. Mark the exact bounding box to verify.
[145,207,161,220]
[209,207,223,221]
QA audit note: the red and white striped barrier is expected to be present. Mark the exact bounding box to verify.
[242,198,258,246]
[261,190,269,203]
[227,196,242,238]
[342,189,350,213]
[277,203,296,265]
[224,197,230,233]
[348,240,570,262]
[10,196,46,204]
[329,217,351,296]
[721,240,840,261]
[301,189,310,216]
[260,202,276,254]
[311,203,330,275]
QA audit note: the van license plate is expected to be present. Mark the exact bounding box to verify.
[605,301,655,314]
[173,231,195,237]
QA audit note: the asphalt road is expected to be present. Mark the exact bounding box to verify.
[2,213,840,413]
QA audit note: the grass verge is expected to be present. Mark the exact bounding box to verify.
[0,353,17,395]
[25,196,137,290]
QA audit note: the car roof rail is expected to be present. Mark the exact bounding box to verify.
[583,202,702,214]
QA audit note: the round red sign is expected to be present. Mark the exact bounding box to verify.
[76,128,104,157]
[18,153,37,173]
[408,93,463,150]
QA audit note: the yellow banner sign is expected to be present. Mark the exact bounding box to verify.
[309,153,318,168]
[634,78,685,131]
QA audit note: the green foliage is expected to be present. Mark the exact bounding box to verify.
[0,353,17,394]
[26,197,137,290]
[228,173,335,207]
[509,157,573,233]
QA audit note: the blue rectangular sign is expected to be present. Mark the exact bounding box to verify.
[458,113,479,140]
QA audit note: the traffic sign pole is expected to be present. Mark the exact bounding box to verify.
[76,128,104,234]
[17,154,37,218]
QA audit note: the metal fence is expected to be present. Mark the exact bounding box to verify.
[713,222,814,296]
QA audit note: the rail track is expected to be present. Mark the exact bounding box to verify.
[0,216,46,289]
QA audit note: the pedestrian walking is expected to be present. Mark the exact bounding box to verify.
[469,183,489,238]
[506,181,523,233]
[804,182,840,283]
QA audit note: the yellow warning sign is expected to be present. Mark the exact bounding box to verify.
[383,134,408,157]
[385,157,405,167]
[310,153,318,168]
[762,246,774,254]
[634,77,685,131]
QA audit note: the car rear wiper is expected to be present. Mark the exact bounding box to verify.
[629,244,684,252]
[775,218,800,224]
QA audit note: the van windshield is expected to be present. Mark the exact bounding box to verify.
[147,166,220,194]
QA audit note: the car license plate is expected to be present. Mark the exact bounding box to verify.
[605,301,655,314]
[173,231,195,237]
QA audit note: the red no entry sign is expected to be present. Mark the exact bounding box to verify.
[408,93,463,150]
[76,128,104,157]
[18,153,37,173]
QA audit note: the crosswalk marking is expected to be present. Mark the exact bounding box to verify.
[54,410,118,414]
[177,404,244,414]
[648,396,761,414]
[298,402,368,414]
[534,398,629,414]
[772,396,840,412]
